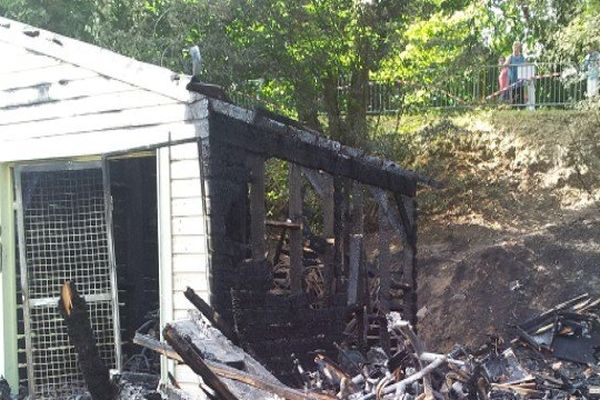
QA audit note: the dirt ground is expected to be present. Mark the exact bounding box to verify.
[417,205,600,351]
[383,110,600,352]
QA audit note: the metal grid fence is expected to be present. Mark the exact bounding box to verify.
[230,62,594,114]
[411,62,589,110]
[360,62,590,111]
[17,165,118,399]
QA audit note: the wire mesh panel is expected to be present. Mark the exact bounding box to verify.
[15,164,120,399]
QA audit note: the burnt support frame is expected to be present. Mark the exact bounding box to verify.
[201,99,424,328]
[207,100,420,197]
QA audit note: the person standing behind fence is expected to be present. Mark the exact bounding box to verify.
[583,44,600,98]
[505,41,526,104]
[498,56,510,101]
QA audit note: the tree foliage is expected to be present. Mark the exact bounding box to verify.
[1,0,599,141]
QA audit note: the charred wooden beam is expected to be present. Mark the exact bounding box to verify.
[208,362,337,400]
[368,187,407,244]
[378,206,391,315]
[163,324,239,400]
[58,281,116,400]
[350,184,366,308]
[369,187,419,327]
[266,219,302,230]
[133,332,183,362]
[333,177,345,295]
[208,100,429,196]
[347,234,363,306]
[389,318,433,399]
[247,155,267,260]
[394,194,418,328]
[289,163,303,294]
[184,287,239,344]
[302,168,335,301]
[341,179,352,288]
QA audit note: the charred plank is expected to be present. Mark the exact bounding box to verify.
[58,281,116,400]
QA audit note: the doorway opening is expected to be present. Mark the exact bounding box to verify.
[108,155,160,375]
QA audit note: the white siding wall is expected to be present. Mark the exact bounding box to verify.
[2,39,211,397]
[159,143,210,398]
[0,43,200,163]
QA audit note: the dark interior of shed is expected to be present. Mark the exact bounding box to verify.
[108,156,160,374]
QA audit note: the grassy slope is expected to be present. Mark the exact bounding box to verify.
[368,109,600,350]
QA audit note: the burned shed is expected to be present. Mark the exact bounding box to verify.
[0,17,429,399]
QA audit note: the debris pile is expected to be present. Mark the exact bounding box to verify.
[46,281,600,400]
[130,292,599,400]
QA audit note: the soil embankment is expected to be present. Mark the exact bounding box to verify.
[389,110,600,351]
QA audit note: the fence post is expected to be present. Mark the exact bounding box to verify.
[527,64,536,110]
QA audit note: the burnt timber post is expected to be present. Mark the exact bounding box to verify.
[288,163,303,294]
[58,281,116,400]
[247,155,266,260]
[200,99,430,330]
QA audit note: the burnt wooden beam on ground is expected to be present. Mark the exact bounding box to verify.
[58,281,116,400]
[137,329,336,400]
[163,324,239,400]
[208,362,337,400]
[133,332,183,362]
[184,287,239,344]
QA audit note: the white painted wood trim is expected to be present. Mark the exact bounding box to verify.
[0,122,200,162]
[0,52,61,74]
[157,147,175,381]
[0,63,97,91]
[0,89,177,125]
[0,16,191,102]
[1,103,198,141]
[0,76,135,109]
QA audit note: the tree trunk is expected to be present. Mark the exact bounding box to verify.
[293,79,322,131]
[323,71,344,140]
[346,62,369,147]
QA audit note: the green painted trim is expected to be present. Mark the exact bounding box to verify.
[0,164,18,391]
